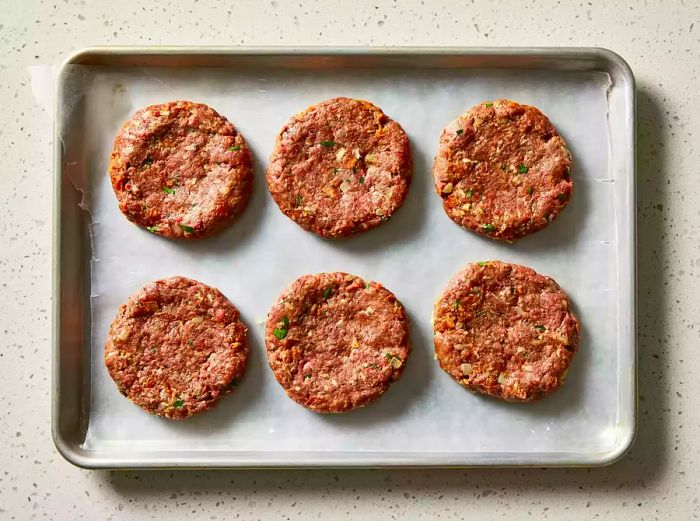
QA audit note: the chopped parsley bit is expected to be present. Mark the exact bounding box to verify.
[455,129,464,135]
[384,353,393,361]
[304,375,312,381]
[466,189,474,198]
[143,156,154,165]
[477,261,488,267]
[369,363,380,370]
[481,223,496,232]
[294,194,303,207]
[518,164,529,174]
[228,145,241,151]
[273,316,289,339]
[527,187,534,195]
[332,167,340,174]
[322,286,333,299]
[365,282,371,289]
[173,399,184,409]
[187,339,194,346]
[180,224,194,233]
[150,348,157,354]
[535,325,547,332]
[162,186,175,195]
[358,176,365,184]
[320,140,336,147]
[452,300,461,309]
[146,226,157,233]
[484,102,494,107]
[557,193,567,201]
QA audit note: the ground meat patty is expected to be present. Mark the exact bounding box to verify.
[265,272,410,412]
[433,99,573,241]
[433,261,579,401]
[266,97,412,238]
[105,276,248,419]
[109,100,253,239]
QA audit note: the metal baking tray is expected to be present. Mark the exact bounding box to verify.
[53,46,636,469]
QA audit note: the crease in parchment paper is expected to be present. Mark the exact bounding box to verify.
[52,64,625,458]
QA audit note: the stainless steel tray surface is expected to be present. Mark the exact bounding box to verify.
[53,47,636,469]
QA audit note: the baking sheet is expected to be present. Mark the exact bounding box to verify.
[58,56,633,465]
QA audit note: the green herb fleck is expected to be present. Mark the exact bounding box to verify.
[320,140,336,147]
[358,176,365,184]
[369,363,380,370]
[557,193,567,201]
[518,164,529,174]
[146,225,157,233]
[143,156,154,165]
[332,167,340,174]
[477,261,488,267]
[294,194,303,207]
[162,186,175,195]
[273,316,289,339]
[452,300,460,309]
[228,145,241,151]
[365,282,371,289]
[304,374,312,381]
[150,348,157,354]
[466,189,474,198]
[384,353,393,361]
[484,102,493,107]
[527,187,534,195]
[173,399,184,409]
[180,225,194,233]
[322,286,333,299]
[481,223,496,233]
[535,325,547,332]
[456,129,464,135]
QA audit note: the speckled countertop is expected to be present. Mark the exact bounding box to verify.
[1,1,699,519]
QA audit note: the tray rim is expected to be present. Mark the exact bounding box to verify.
[52,45,637,470]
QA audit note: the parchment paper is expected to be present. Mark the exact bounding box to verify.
[58,63,628,459]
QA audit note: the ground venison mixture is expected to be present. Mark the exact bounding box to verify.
[105,276,248,419]
[266,97,412,238]
[433,99,573,241]
[109,100,253,239]
[265,272,410,413]
[433,261,579,401]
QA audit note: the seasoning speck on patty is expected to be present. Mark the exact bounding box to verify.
[265,272,411,412]
[433,261,579,401]
[105,276,248,419]
[266,97,412,238]
[433,99,573,241]
[109,100,253,239]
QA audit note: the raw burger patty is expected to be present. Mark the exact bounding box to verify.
[433,261,579,402]
[265,272,410,412]
[266,97,412,238]
[105,276,248,419]
[433,99,573,241]
[109,100,253,239]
